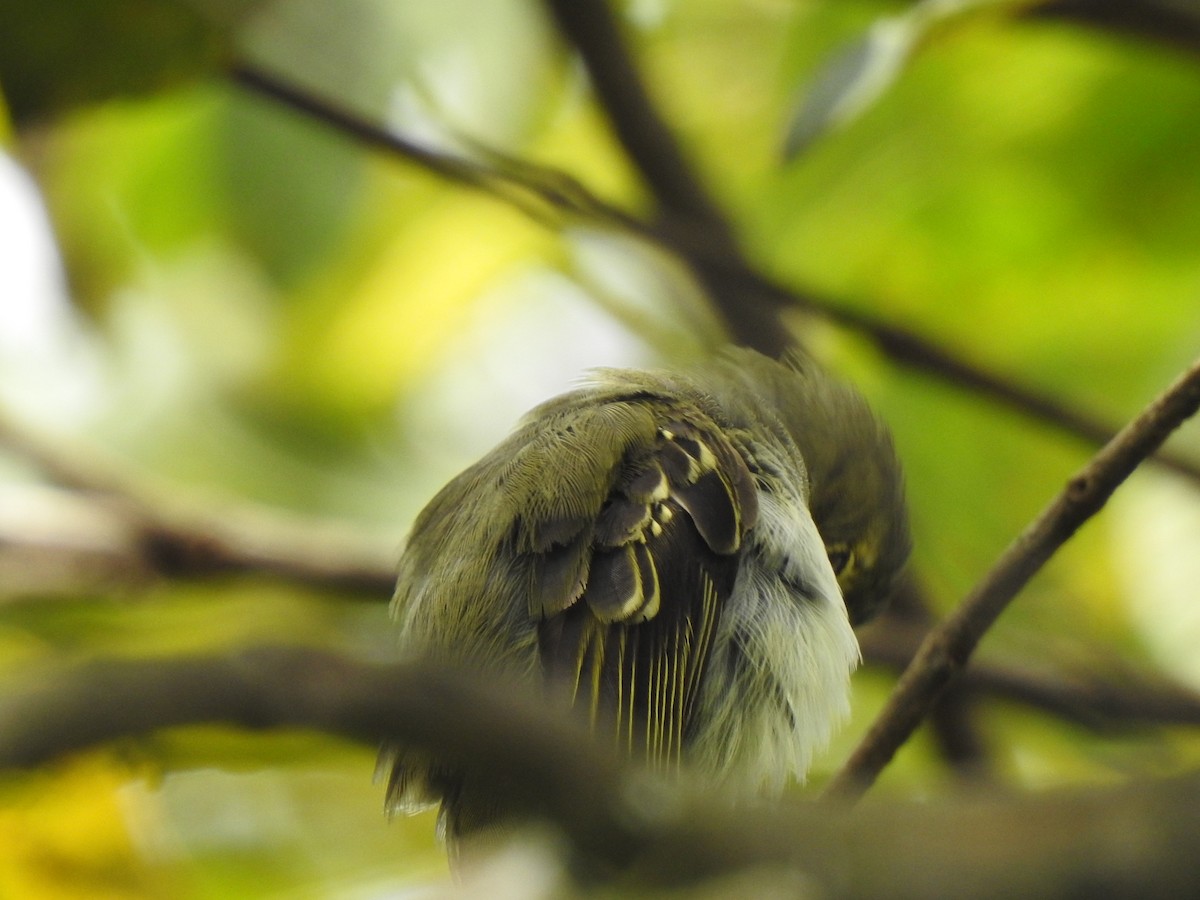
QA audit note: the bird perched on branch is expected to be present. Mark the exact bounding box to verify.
[381,347,910,843]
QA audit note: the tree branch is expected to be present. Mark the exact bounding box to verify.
[885,577,993,778]
[0,645,641,865]
[3,646,1200,895]
[1028,0,1200,54]
[859,619,1200,731]
[0,411,397,597]
[227,62,1200,487]
[7,399,1200,748]
[829,355,1200,798]
[540,0,1200,487]
[231,63,634,231]
[541,0,731,231]
[542,0,792,356]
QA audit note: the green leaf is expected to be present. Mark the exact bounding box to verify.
[783,15,918,159]
[783,0,1026,159]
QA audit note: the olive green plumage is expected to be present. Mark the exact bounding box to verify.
[383,347,910,840]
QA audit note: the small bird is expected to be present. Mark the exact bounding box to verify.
[382,347,910,841]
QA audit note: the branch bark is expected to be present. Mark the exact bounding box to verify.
[829,355,1200,798]
[0,648,625,852]
[3,646,1200,896]
[5,410,1200,742]
[542,0,792,356]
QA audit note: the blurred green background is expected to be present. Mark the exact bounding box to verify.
[2,0,1200,895]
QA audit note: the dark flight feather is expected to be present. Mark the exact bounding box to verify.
[536,403,755,770]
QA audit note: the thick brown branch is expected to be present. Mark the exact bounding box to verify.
[0,646,639,863]
[829,356,1200,798]
[3,647,1200,895]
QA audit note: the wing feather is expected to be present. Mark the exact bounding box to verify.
[537,403,757,770]
[386,388,760,826]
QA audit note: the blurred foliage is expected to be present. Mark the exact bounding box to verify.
[0,0,232,126]
[2,0,1200,895]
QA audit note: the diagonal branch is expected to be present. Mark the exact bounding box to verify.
[231,63,630,231]
[884,577,993,777]
[828,355,1200,799]
[541,0,733,232]
[692,255,1200,486]
[228,62,1200,486]
[542,0,791,355]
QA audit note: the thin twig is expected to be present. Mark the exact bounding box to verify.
[232,65,583,229]
[828,355,1200,799]
[727,272,1200,482]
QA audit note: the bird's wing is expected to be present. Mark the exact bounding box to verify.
[524,397,760,771]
